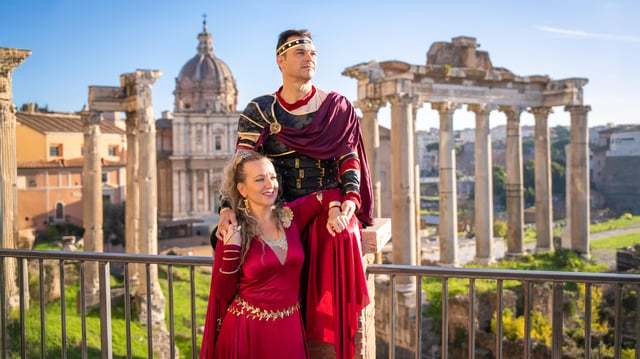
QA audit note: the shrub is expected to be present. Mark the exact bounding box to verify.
[494,221,507,239]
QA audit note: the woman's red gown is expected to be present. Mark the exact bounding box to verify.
[200,189,342,359]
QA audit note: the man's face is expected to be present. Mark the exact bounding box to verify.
[277,36,317,82]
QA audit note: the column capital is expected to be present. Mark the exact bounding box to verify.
[0,48,31,72]
[499,105,525,121]
[121,69,163,88]
[387,93,415,106]
[1,48,31,102]
[529,106,553,119]
[81,110,102,126]
[355,98,384,112]
[467,103,496,115]
[564,105,591,115]
[431,101,460,116]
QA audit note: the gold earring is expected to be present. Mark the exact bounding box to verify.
[240,197,250,216]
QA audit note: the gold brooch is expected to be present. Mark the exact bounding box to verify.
[270,122,281,134]
[281,206,293,228]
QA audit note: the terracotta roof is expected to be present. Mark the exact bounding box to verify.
[16,111,125,135]
[18,157,126,169]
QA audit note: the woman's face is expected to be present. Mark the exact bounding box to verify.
[237,158,279,210]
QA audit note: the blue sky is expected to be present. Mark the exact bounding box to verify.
[2,0,638,130]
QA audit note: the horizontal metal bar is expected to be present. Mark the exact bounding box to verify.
[0,249,212,266]
[367,264,640,284]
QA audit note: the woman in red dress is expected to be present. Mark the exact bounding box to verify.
[200,153,347,359]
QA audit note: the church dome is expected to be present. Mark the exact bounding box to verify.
[174,20,238,113]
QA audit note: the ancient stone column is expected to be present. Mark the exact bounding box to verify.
[566,105,591,257]
[388,93,417,281]
[468,104,494,264]
[412,103,422,266]
[81,110,104,300]
[432,102,460,266]
[355,98,383,219]
[561,144,572,249]
[125,110,140,288]
[531,107,553,253]
[0,47,30,310]
[123,70,166,327]
[356,98,384,264]
[500,105,525,257]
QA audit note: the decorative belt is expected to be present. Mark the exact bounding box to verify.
[228,296,300,321]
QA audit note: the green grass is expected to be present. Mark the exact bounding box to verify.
[591,214,640,233]
[591,232,640,250]
[6,262,212,358]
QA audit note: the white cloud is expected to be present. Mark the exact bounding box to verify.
[536,26,640,43]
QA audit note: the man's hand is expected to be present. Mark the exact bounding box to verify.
[326,207,350,236]
[221,224,242,246]
[341,200,356,220]
[216,208,238,241]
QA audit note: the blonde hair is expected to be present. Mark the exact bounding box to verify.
[220,152,285,265]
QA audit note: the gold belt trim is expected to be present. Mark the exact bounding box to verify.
[228,296,300,321]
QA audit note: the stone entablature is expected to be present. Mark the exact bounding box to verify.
[344,60,586,109]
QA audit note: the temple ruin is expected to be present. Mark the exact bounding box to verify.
[344,36,590,268]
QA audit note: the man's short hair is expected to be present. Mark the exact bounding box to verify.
[276,29,312,53]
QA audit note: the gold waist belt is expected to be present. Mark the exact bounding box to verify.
[228,296,300,321]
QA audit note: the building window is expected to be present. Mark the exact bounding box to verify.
[215,135,222,151]
[108,145,117,156]
[49,144,63,157]
[102,172,108,183]
[55,202,64,221]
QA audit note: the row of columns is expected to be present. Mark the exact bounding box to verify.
[171,168,217,217]
[357,95,591,267]
[84,70,166,325]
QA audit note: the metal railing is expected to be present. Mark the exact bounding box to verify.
[0,249,212,359]
[1,249,639,358]
[368,264,640,359]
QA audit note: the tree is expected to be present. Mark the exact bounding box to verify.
[523,159,536,206]
[103,201,125,244]
[493,164,506,208]
[551,161,566,196]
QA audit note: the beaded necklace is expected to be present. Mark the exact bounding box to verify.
[265,234,288,251]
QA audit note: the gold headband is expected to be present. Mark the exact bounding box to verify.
[276,38,314,56]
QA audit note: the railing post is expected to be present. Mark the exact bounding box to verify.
[636,283,640,359]
[18,258,26,358]
[442,278,449,359]
[389,274,396,359]
[99,262,112,359]
[524,281,531,359]
[615,284,622,359]
[0,258,5,359]
[496,280,503,359]
[552,282,563,358]
[584,283,592,359]
[468,278,475,359]
[415,275,422,359]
